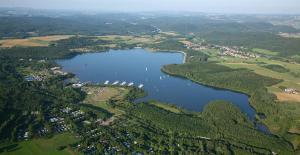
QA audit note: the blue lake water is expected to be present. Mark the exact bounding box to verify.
[57,48,256,119]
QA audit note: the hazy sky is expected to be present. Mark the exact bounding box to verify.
[1,0,300,14]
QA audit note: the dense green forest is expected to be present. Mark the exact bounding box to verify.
[0,57,84,142]
[0,15,157,38]
[127,101,292,154]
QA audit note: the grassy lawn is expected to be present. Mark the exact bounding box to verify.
[82,86,129,115]
[83,86,128,103]
[0,133,79,155]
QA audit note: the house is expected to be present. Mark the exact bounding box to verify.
[284,88,299,94]
[72,83,83,88]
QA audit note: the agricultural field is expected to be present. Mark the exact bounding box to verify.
[252,48,279,56]
[95,35,163,45]
[0,35,73,48]
[218,57,300,102]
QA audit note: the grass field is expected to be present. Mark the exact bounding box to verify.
[96,35,159,44]
[252,48,279,56]
[82,86,129,115]
[0,35,73,48]
[0,133,79,155]
[149,101,182,114]
[83,86,128,103]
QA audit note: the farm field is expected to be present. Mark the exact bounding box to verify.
[0,35,73,48]
[217,56,300,102]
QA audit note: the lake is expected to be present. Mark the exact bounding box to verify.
[57,48,256,119]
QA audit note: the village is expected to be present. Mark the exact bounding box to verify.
[182,40,259,59]
[284,88,299,94]
[219,46,259,59]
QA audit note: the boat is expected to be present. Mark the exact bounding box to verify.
[128,82,134,86]
[104,81,109,85]
[120,81,126,86]
[138,84,144,88]
[112,81,119,85]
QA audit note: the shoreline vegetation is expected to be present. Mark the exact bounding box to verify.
[0,32,299,154]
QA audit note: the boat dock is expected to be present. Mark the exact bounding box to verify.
[103,80,144,88]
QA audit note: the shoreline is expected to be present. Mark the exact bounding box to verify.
[141,47,187,63]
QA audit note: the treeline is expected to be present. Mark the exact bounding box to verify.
[0,15,157,39]
[143,16,299,34]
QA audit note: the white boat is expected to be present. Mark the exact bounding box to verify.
[104,81,109,85]
[112,81,119,85]
[128,82,134,86]
[146,67,148,71]
[159,76,162,80]
[138,84,144,88]
[120,81,126,86]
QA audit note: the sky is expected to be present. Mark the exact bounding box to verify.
[1,0,300,14]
